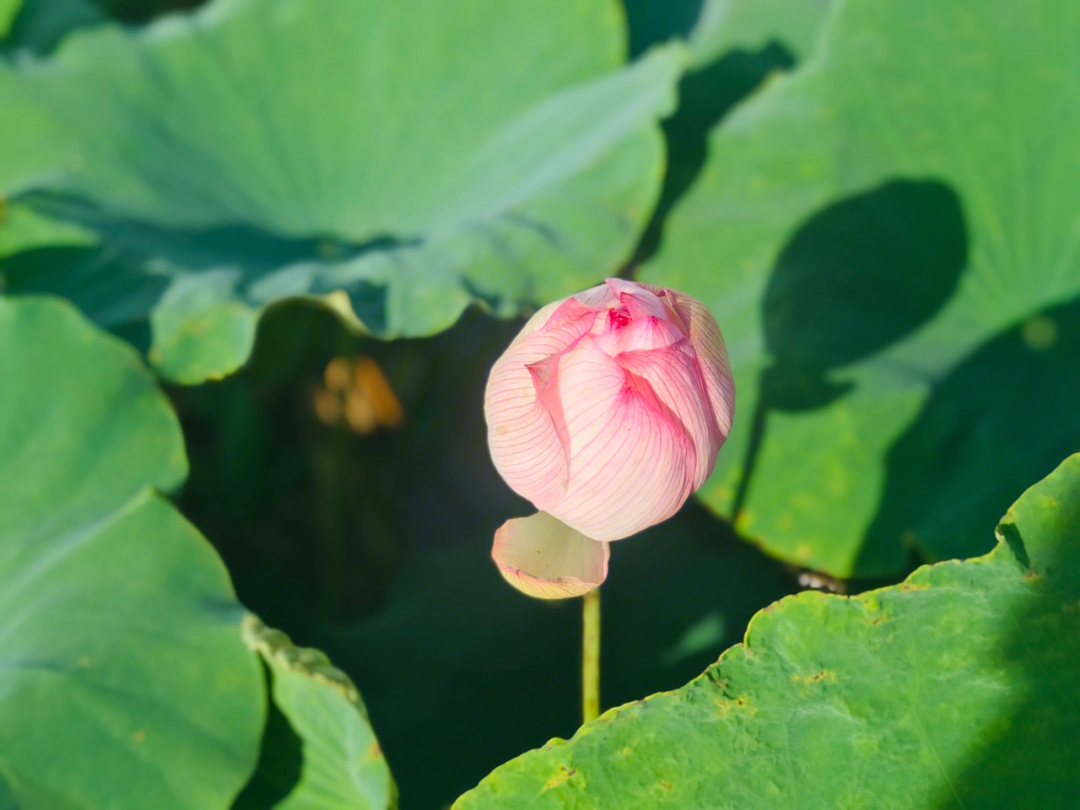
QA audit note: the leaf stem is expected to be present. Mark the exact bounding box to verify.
[582,587,601,724]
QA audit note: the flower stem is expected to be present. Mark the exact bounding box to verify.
[582,587,601,724]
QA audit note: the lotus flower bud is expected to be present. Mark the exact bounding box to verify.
[485,278,735,598]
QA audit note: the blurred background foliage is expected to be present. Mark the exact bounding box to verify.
[1,0,1079,808]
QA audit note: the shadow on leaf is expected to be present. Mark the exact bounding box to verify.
[860,293,1080,573]
[931,466,1080,807]
[621,0,706,59]
[734,179,968,518]
[629,42,795,269]
[233,664,304,810]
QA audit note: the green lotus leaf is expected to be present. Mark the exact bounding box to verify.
[0,199,97,258]
[623,0,831,64]
[0,295,263,808]
[641,0,1080,576]
[0,0,21,39]
[0,0,105,53]
[455,454,1080,808]
[688,0,831,65]
[239,616,396,810]
[0,0,680,383]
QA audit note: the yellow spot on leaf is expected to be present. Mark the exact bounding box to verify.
[315,239,346,261]
[715,693,756,717]
[791,669,838,685]
[735,510,753,531]
[1021,315,1058,351]
[542,766,576,792]
[900,581,930,592]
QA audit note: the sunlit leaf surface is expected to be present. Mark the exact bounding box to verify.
[0,296,263,808]
[642,0,1080,575]
[1,0,678,382]
[456,454,1080,808]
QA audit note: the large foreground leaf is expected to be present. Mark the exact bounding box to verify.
[0,0,678,382]
[456,454,1080,808]
[641,0,1080,576]
[0,296,263,808]
[0,296,395,806]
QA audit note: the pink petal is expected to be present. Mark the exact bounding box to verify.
[510,300,564,345]
[514,296,597,346]
[492,512,609,599]
[546,338,696,541]
[574,282,620,309]
[507,294,598,349]
[526,350,571,461]
[603,278,669,320]
[630,281,685,328]
[618,340,720,489]
[664,288,736,439]
[485,300,597,510]
[593,312,684,355]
